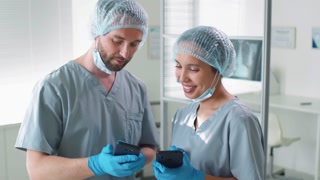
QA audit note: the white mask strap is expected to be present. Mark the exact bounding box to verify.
[209,71,220,89]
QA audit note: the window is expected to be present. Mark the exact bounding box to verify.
[0,0,73,125]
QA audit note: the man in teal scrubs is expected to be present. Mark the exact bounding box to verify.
[15,0,159,179]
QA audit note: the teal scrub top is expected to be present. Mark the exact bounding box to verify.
[15,61,160,180]
[171,99,265,180]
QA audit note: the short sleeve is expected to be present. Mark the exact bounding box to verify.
[229,111,265,180]
[15,79,63,155]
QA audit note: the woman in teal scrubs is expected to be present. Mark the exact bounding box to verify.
[153,26,264,180]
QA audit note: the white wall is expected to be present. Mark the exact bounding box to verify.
[72,0,97,58]
[271,0,320,98]
[199,0,264,37]
[270,0,320,176]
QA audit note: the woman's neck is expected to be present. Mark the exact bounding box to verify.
[194,85,235,130]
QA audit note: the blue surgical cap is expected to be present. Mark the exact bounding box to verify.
[173,26,236,77]
[89,0,149,47]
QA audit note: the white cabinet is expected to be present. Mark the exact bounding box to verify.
[0,124,28,180]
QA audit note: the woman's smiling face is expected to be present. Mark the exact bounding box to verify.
[175,53,216,99]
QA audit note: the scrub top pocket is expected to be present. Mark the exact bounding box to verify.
[126,112,143,144]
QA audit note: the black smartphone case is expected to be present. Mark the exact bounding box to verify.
[156,150,183,168]
[113,141,140,156]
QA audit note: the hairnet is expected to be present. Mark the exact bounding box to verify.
[173,26,236,77]
[89,0,149,46]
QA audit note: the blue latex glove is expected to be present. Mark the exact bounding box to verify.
[153,146,205,180]
[88,144,145,177]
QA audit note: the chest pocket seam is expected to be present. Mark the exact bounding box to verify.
[126,112,143,144]
[127,112,143,121]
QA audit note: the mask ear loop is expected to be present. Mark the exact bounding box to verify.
[209,71,220,89]
[95,37,99,52]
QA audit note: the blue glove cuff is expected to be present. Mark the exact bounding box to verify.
[195,170,205,180]
[88,155,104,176]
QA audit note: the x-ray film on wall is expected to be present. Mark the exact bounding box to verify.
[229,38,263,82]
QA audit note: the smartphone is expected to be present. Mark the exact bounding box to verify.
[113,141,140,156]
[156,150,183,168]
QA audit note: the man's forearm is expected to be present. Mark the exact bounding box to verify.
[27,150,94,180]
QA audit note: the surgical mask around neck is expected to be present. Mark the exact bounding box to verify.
[191,72,219,103]
[93,49,113,75]
[192,87,215,103]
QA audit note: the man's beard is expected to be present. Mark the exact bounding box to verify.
[99,49,130,72]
